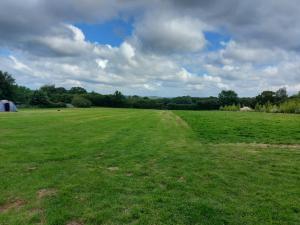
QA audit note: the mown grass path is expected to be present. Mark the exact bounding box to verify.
[0,108,299,225]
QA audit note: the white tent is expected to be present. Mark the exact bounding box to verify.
[0,100,17,112]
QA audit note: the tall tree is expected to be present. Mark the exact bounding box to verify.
[0,71,15,100]
[29,90,51,106]
[256,91,276,104]
[112,90,126,107]
[218,90,238,106]
[69,87,87,95]
[275,87,288,103]
[14,85,33,104]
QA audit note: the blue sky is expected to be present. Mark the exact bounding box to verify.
[78,20,230,52]
[0,48,11,56]
[204,31,231,52]
[77,19,133,46]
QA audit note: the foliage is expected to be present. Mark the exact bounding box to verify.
[69,86,87,94]
[111,90,126,107]
[256,88,288,105]
[131,98,164,109]
[255,99,300,114]
[278,99,300,113]
[256,91,276,105]
[0,70,15,100]
[218,90,238,106]
[275,87,288,102]
[85,92,106,106]
[13,85,33,104]
[239,97,256,108]
[71,95,92,108]
[171,96,193,104]
[196,97,220,110]
[255,102,276,113]
[40,85,72,103]
[29,90,65,108]
[220,104,240,111]
[167,103,197,110]
[29,90,52,106]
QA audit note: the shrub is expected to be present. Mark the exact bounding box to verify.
[255,104,263,112]
[278,99,300,114]
[255,102,278,113]
[220,104,240,111]
[71,95,92,108]
[265,102,274,113]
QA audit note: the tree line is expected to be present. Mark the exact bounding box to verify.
[1,70,299,112]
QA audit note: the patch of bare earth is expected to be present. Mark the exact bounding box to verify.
[26,166,37,171]
[108,166,119,171]
[0,199,26,213]
[178,176,186,182]
[37,189,57,199]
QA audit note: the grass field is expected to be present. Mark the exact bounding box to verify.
[0,108,299,225]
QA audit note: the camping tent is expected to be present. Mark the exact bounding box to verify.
[0,100,17,112]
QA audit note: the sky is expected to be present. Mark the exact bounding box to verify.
[0,0,300,97]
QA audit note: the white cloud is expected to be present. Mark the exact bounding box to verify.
[133,14,206,53]
[66,24,85,42]
[263,66,278,76]
[9,56,32,71]
[120,42,135,60]
[96,59,108,69]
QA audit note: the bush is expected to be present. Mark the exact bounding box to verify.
[220,104,240,111]
[264,102,275,113]
[71,95,92,108]
[278,99,300,114]
[255,102,278,113]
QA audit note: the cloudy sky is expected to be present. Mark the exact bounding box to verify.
[0,0,300,97]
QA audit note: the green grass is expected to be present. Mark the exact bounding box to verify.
[0,108,299,225]
[174,110,300,144]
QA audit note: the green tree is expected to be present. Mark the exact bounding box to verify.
[14,85,33,104]
[40,85,56,95]
[40,85,70,103]
[71,95,92,108]
[30,90,51,106]
[171,96,193,104]
[0,71,15,100]
[218,90,238,106]
[112,90,126,107]
[69,87,87,95]
[256,91,276,105]
[275,87,288,103]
